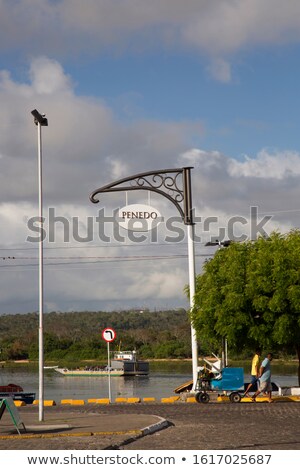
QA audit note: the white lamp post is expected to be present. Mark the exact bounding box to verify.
[31,109,48,422]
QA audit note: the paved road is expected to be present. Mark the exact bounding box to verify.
[121,401,300,450]
[1,402,300,450]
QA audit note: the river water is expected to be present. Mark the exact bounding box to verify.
[1,362,298,402]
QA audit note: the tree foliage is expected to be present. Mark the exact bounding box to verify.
[190,230,300,384]
[0,309,192,361]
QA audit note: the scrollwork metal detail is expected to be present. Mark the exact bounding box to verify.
[130,171,183,201]
[90,167,193,224]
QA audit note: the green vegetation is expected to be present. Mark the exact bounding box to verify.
[190,230,300,385]
[0,309,192,362]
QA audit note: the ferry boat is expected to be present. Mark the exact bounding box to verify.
[111,350,149,376]
[55,350,149,377]
[54,366,125,377]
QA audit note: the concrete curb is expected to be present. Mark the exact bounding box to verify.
[104,415,171,450]
[141,415,171,436]
[0,414,170,443]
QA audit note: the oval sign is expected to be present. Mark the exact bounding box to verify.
[118,204,162,232]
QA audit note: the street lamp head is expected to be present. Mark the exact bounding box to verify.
[31,109,48,126]
[205,240,232,247]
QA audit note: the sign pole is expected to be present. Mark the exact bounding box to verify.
[107,341,111,403]
[102,327,116,403]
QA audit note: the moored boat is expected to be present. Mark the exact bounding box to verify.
[55,350,149,377]
[54,367,124,377]
[111,350,149,376]
[0,383,36,404]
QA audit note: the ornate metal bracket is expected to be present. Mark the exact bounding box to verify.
[90,167,194,225]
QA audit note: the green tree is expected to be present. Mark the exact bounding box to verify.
[190,231,300,385]
[0,309,192,361]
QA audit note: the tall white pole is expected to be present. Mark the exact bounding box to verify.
[37,121,44,422]
[32,110,47,422]
[187,223,198,390]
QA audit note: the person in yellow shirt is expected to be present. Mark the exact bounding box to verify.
[243,348,262,397]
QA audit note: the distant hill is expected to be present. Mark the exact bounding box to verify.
[0,309,192,361]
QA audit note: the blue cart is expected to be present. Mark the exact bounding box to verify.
[195,367,244,403]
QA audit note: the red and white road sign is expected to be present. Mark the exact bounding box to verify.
[102,328,116,343]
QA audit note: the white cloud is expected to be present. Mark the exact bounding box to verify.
[0,57,206,312]
[0,57,202,205]
[2,142,300,313]
[1,1,300,68]
[180,147,300,180]
[228,149,300,179]
[106,157,130,181]
[178,147,300,224]
[126,266,187,299]
[1,56,300,313]
[0,57,113,204]
[29,57,72,95]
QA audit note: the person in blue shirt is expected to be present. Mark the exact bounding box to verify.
[251,353,273,403]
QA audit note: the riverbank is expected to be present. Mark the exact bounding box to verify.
[2,357,299,365]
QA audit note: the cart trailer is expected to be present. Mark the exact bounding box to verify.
[195,367,244,403]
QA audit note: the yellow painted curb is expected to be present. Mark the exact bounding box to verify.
[242,396,300,403]
[217,396,229,402]
[22,394,300,408]
[169,396,180,402]
[115,397,128,403]
[274,396,300,402]
[186,397,196,403]
[87,398,110,405]
[70,399,85,406]
[60,399,84,405]
[161,397,175,404]
[14,400,26,407]
[127,397,141,404]
[61,399,73,405]
[95,398,110,405]
[217,395,300,403]
[0,429,142,441]
[33,400,56,406]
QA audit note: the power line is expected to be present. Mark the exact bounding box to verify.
[0,240,206,251]
[1,253,208,261]
[0,252,214,270]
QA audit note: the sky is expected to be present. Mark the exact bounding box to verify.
[1,0,300,314]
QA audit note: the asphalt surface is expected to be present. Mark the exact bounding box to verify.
[0,401,300,450]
